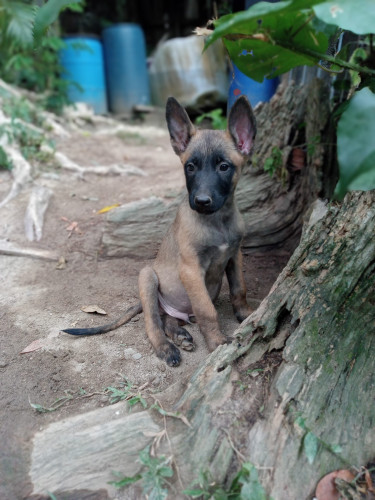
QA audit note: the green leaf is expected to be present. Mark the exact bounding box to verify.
[34,0,83,44]
[330,444,343,454]
[314,0,375,35]
[4,1,36,46]
[334,88,375,199]
[182,489,206,497]
[29,402,55,413]
[108,473,142,488]
[206,0,330,82]
[303,431,319,464]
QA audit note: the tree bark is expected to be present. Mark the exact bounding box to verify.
[171,190,375,499]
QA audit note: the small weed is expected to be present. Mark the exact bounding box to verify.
[29,391,74,413]
[0,146,12,170]
[104,374,148,409]
[306,134,321,157]
[246,368,265,376]
[295,415,344,465]
[150,402,191,428]
[196,108,227,130]
[110,445,174,500]
[263,146,283,178]
[235,380,248,391]
[184,462,272,499]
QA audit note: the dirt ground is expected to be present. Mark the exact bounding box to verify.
[0,113,294,500]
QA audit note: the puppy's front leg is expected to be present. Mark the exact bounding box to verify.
[225,249,252,322]
[139,266,181,367]
[179,259,227,352]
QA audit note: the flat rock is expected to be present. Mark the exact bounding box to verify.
[30,402,160,497]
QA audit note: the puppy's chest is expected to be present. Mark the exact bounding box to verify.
[198,229,241,269]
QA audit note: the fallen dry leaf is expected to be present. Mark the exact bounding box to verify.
[66,221,78,231]
[81,305,107,315]
[56,256,66,270]
[20,339,43,354]
[365,467,375,493]
[97,204,120,214]
[315,469,356,500]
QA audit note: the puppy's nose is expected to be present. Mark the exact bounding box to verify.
[194,195,212,207]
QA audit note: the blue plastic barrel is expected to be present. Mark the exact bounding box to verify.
[228,63,279,112]
[59,36,108,114]
[102,24,150,113]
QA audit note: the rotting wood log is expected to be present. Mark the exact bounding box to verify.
[30,191,375,500]
[100,79,331,259]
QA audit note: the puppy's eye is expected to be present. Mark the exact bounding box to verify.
[186,163,196,173]
[219,163,230,172]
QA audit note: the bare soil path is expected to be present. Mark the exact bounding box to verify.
[0,113,293,500]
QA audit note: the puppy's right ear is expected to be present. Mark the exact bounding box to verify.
[166,97,196,156]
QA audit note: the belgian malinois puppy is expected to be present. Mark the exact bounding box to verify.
[63,95,256,367]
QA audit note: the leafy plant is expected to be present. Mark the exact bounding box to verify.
[204,0,375,199]
[0,0,83,113]
[110,445,174,500]
[295,415,344,465]
[184,462,272,500]
[263,146,283,178]
[104,375,148,409]
[29,391,74,413]
[196,108,228,130]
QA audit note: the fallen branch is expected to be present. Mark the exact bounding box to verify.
[54,151,146,178]
[24,185,53,242]
[0,144,32,209]
[0,239,59,261]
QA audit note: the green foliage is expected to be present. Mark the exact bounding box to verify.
[0,1,36,48]
[0,91,55,165]
[0,146,12,170]
[334,87,375,199]
[104,375,148,409]
[295,415,344,465]
[208,0,375,199]
[0,0,83,113]
[34,0,83,45]
[263,146,283,178]
[29,391,74,413]
[313,0,375,35]
[196,108,228,130]
[4,36,74,113]
[184,462,271,500]
[110,445,173,500]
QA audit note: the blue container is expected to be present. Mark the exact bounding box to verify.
[59,36,108,114]
[102,24,150,113]
[228,63,279,112]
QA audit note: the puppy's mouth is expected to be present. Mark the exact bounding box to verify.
[193,205,217,215]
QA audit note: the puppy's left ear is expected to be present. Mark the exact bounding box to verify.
[166,97,196,156]
[228,96,257,156]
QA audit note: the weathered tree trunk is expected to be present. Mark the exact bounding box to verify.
[100,79,330,258]
[168,190,375,499]
[29,191,375,499]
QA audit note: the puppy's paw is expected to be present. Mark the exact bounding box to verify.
[206,333,230,353]
[174,327,195,351]
[234,306,252,323]
[157,341,181,367]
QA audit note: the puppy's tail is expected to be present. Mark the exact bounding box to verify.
[62,302,142,336]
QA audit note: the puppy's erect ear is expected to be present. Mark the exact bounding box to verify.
[228,96,257,156]
[166,97,196,156]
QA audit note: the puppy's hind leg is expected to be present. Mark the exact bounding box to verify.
[163,315,195,351]
[138,266,181,367]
